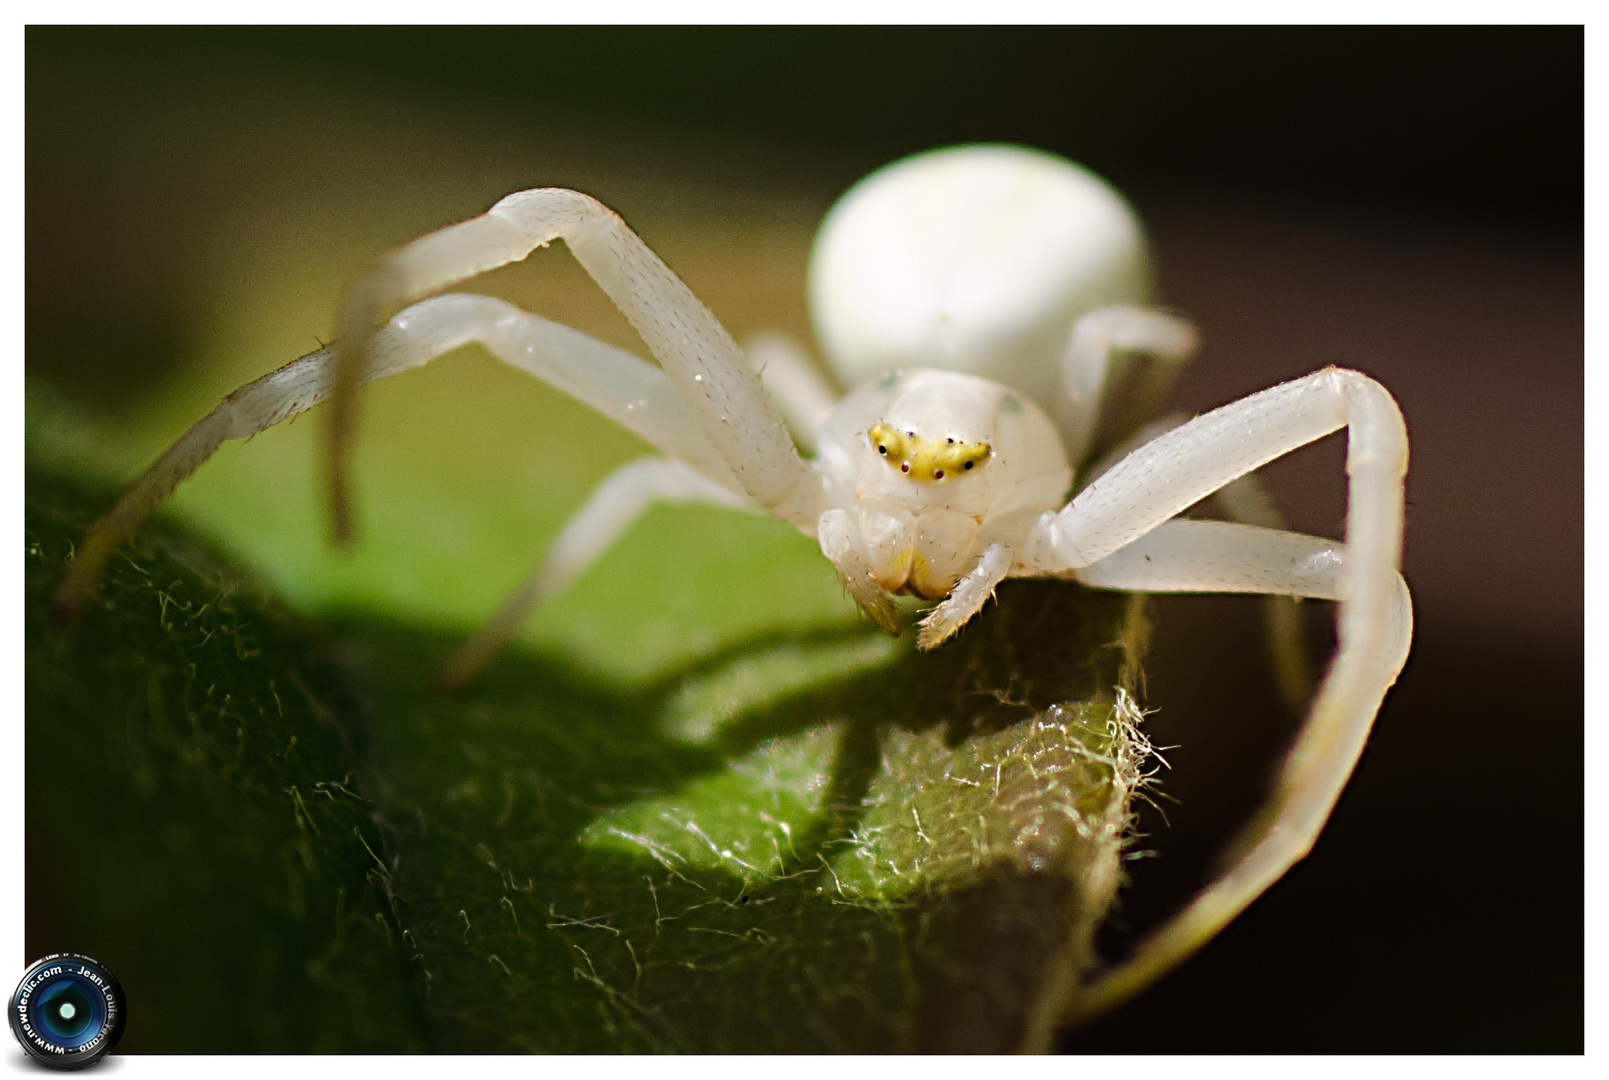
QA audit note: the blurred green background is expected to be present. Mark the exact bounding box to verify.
[25,26,1582,1052]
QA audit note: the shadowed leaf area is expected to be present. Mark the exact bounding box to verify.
[25,467,425,1053]
[27,464,1151,1052]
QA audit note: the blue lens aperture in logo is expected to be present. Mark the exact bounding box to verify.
[32,972,108,1049]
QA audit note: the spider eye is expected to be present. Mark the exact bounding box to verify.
[963,461,974,470]
[878,445,887,455]
[901,463,910,473]
[934,469,945,480]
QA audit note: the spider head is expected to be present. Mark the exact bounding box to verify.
[815,369,1072,602]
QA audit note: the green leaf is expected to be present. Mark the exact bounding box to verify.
[27,455,1153,1051]
[25,466,426,1053]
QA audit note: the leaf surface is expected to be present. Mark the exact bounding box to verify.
[27,458,1151,1052]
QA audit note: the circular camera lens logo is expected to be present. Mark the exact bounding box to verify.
[9,954,126,1069]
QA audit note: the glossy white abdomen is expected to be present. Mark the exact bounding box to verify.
[808,144,1156,419]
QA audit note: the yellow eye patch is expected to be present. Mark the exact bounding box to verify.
[868,422,991,482]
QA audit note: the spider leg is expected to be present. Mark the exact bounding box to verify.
[1214,474,1317,708]
[817,509,902,635]
[1074,517,1381,601]
[1084,414,1315,707]
[741,332,840,455]
[1060,306,1199,466]
[439,456,755,689]
[55,293,739,617]
[1068,518,1413,1020]
[328,188,819,542]
[916,542,1013,650]
[1018,367,1411,1021]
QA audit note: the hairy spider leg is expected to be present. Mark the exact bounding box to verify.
[1016,366,1411,1020]
[816,507,903,634]
[915,541,1016,649]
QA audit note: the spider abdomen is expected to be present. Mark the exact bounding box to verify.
[808,143,1155,432]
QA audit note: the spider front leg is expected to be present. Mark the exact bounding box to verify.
[915,542,1015,650]
[816,508,903,635]
[56,293,745,617]
[1019,366,1413,1020]
[741,332,841,456]
[328,188,821,541]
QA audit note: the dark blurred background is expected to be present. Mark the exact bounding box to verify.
[26,26,1582,1052]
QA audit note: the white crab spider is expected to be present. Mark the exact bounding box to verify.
[58,144,1412,1016]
